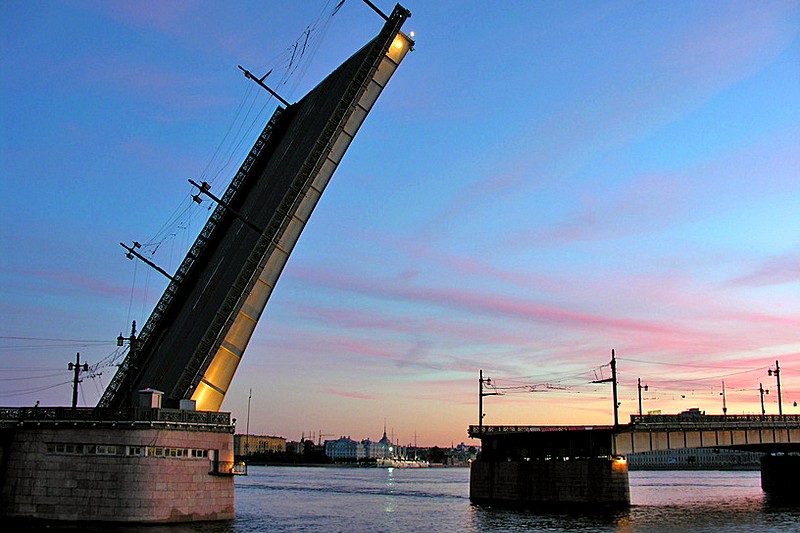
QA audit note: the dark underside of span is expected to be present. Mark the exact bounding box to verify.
[479,430,617,461]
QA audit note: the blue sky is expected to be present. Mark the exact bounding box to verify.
[1,0,799,446]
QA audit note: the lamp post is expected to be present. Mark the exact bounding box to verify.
[117,320,140,401]
[759,383,770,416]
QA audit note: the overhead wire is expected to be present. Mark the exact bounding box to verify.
[0,381,73,398]
[617,356,769,371]
[125,0,348,286]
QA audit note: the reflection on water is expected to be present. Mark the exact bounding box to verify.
[10,467,800,532]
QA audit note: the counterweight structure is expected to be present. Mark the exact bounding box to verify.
[100,5,413,411]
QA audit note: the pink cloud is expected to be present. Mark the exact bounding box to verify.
[421,1,798,244]
[293,265,691,335]
[660,1,798,84]
[79,56,231,113]
[283,262,800,369]
[14,267,131,300]
[87,1,197,34]
[320,388,377,401]
[729,253,800,287]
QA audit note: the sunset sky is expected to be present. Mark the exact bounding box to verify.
[1,0,799,447]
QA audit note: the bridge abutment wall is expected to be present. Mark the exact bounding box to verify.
[470,457,629,507]
[1,421,235,523]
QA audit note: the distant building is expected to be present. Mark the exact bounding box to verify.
[234,434,286,456]
[445,442,479,465]
[324,437,365,460]
[362,428,394,459]
[286,440,303,454]
[628,447,763,469]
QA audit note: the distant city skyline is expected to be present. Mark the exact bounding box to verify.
[1,1,799,447]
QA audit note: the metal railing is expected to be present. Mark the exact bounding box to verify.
[629,413,800,428]
[469,415,800,437]
[0,406,232,431]
[469,424,615,437]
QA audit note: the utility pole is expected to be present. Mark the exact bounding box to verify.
[637,377,648,417]
[68,352,89,409]
[720,380,727,416]
[592,349,619,426]
[768,360,782,416]
[245,388,252,461]
[117,321,140,401]
[759,383,770,416]
[478,369,499,435]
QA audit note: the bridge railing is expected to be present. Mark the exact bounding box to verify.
[469,415,800,437]
[629,413,800,428]
[468,424,615,437]
[0,406,232,430]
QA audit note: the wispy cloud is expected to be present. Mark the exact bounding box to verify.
[422,0,799,242]
[87,1,197,35]
[728,252,800,287]
[320,388,377,401]
[287,265,799,364]
[9,267,131,300]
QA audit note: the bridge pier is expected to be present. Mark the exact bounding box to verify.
[761,454,800,501]
[470,456,630,508]
[469,425,629,508]
[470,414,800,508]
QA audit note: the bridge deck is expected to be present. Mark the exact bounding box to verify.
[471,415,800,458]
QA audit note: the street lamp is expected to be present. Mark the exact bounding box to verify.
[759,383,770,416]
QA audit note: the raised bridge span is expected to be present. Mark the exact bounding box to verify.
[468,414,800,508]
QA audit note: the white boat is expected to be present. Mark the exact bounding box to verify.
[376,457,429,468]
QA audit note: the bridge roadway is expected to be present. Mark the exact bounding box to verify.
[469,414,800,459]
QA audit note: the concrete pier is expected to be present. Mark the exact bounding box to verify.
[0,407,236,523]
[470,457,630,507]
[761,454,800,500]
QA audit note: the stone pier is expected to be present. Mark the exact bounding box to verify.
[761,454,800,500]
[470,456,630,507]
[1,407,236,523]
[469,424,629,507]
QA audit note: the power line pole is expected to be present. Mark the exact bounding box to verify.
[637,377,648,416]
[611,350,619,426]
[68,352,89,409]
[720,380,727,416]
[759,383,770,416]
[245,388,252,459]
[592,349,619,426]
[478,369,498,435]
[768,360,782,416]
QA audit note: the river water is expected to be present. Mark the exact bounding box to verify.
[27,466,800,532]
[221,466,800,532]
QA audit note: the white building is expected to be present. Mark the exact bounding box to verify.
[324,437,365,460]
